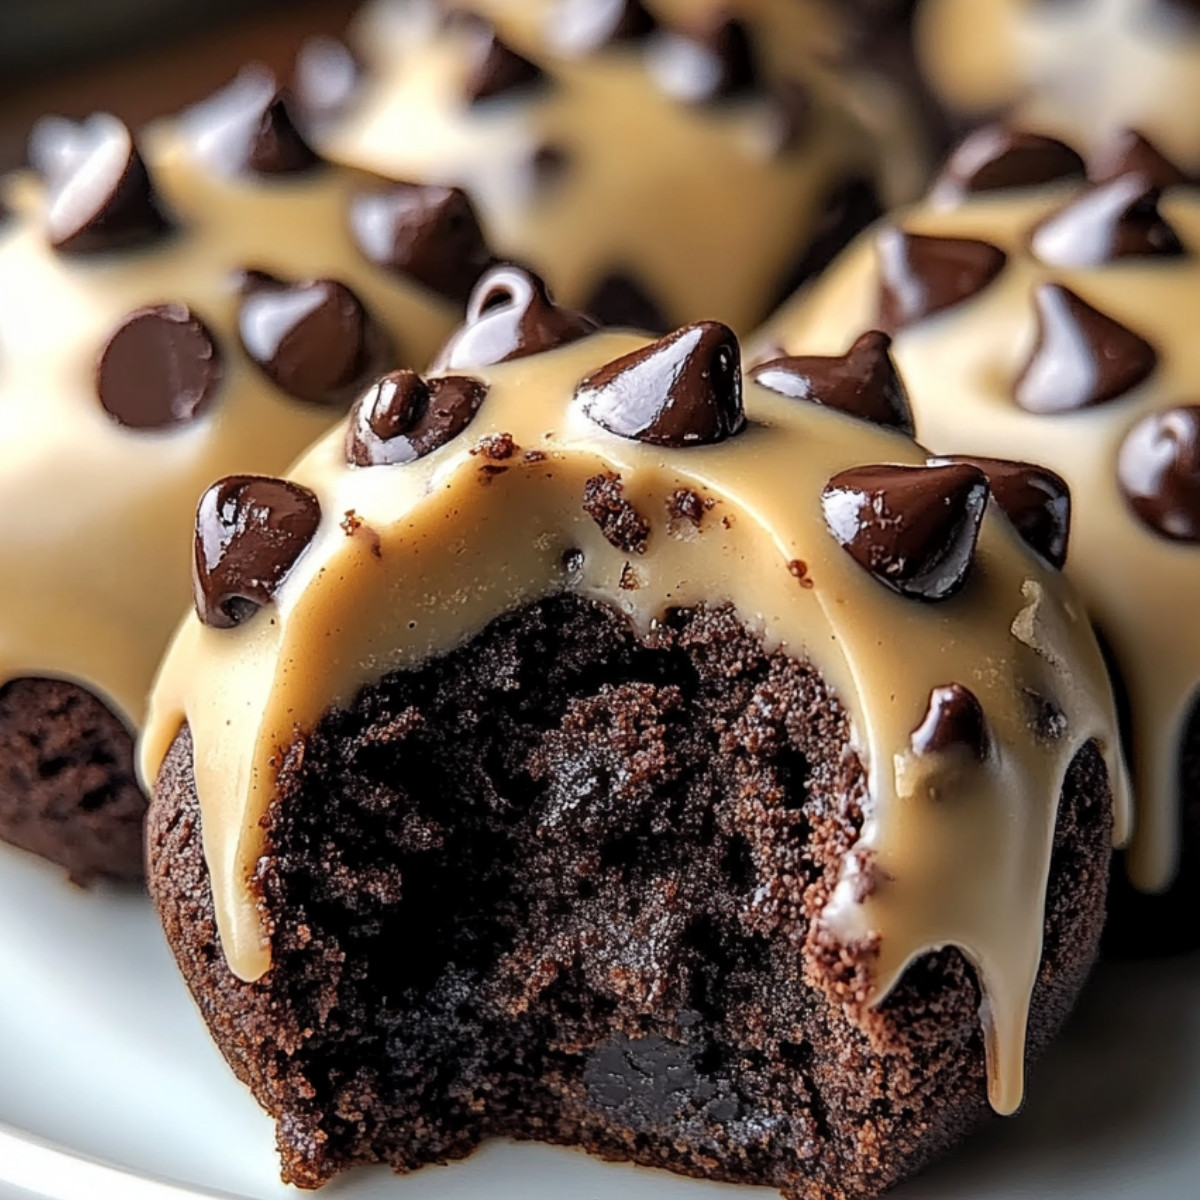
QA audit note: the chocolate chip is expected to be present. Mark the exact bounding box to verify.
[936,455,1071,568]
[345,369,489,466]
[911,684,989,760]
[648,16,759,104]
[530,143,571,189]
[291,35,363,127]
[1117,405,1200,541]
[431,265,598,370]
[95,304,222,430]
[238,274,392,406]
[465,30,546,104]
[349,182,493,305]
[583,472,650,553]
[1031,176,1185,267]
[40,115,171,255]
[822,463,990,601]
[193,476,321,628]
[1015,284,1158,414]
[767,79,814,155]
[585,272,671,333]
[1088,129,1190,189]
[750,331,914,433]
[932,126,1085,202]
[876,228,1007,332]
[548,0,657,55]
[577,321,745,447]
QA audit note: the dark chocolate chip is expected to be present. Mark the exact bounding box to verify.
[465,30,546,104]
[40,115,171,255]
[530,143,571,189]
[1031,176,1185,267]
[1117,405,1200,541]
[548,0,658,55]
[936,455,1071,568]
[1015,284,1158,414]
[932,126,1085,202]
[585,271,671,333]
[238,274,393,406]
[348,182,493,305]
[432,264,598,370]
[876,228,1007,332]
[648,16,759,104]
[577,321,745,447]
[822,462,990,601]
[1088,128,1191,189]
[193,475,321,628]
[345,369,489,466]
[291,35,363,127]
[911,683,989,760]
[750,331,914,434]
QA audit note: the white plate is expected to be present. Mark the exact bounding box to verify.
[1,840,1197,1200]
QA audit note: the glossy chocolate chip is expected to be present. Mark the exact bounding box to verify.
[1118,405,1200,541]
[876,228,1007,332]
[937,455,1071,568]
[648,16,759,104]
[750,331,914,434]
[39,115,171,255]
[577,321,744,446]
[349,182,493,305]
[96,304,222,429]
[238,274,392,406]
[1015,284,1158,414]
[291,35,363,127]
[432,265,598,370]
[932,126,1085,203]
[822,462,990,601]
[585,272,670,333]
[1031,177,1184,267]
[193,476,321,628]
[548,0,657,55]
[465,30,546,104]
[1089,129,1190,189]
[911,684,989,760]
[345,369,489,466]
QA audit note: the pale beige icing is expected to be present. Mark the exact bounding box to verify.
[0,118,462,737]
[917,0,1200,172]
[758,183,1200,898]
[314,0,928,335]
[140,328,1130,1116]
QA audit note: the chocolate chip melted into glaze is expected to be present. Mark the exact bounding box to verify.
[142,329,1128,1121]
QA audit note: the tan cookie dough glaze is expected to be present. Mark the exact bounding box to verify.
[0,118,463,739]
[314,0,927,334]
[917,0,1200,172]
[758,179,1200,898]
[141,328,1129,1116]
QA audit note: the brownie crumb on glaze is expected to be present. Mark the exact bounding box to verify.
[0,677,145,885]
[582,473,651,553]
[149,596,1112,1198]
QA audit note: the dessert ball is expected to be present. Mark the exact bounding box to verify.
[143,267,1127,1197]
[296,0,932,336]
[758,125,1199,950]
[0,72,496,883]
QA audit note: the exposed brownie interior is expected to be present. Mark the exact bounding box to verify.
[150,596,1112,1200]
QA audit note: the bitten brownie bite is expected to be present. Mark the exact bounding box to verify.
[759,125,1200,949]
[0,73,497,883]
[292,0,933,335]
[143,266,1128,1198]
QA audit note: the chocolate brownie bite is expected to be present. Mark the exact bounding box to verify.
[296,0,935,335]
[760,127,1200,948]
[143,272,1128,1196]
[0,78,497,882]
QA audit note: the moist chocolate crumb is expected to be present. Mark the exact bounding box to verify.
[618,563,641,590]
[524,450,549,463]
[341,510,363,536]
[667,487,711,529]
[583,472,651,554]
[473,432,518,461]
[788,559,815,589]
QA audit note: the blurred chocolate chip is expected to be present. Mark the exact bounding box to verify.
[876,228,1007,332]
[238,274,392,405]
[349,182,493,304]
[1015,284,1157,414]
[346,369,489,466]
[577,321,744,446]
[932,126,1085,203]
[822,462,989,601]
[1117,405,1200,541]
[530,142,571,189]
[585,272,670,333]
[465,30,546,104]
[648,16,759,104]
[291,35,363,127]
[1088,129,1190,189]
[1031,176,1184,267]
[911,684,989,760]
[432,265,597,370]
[39,115,171,255]
[767,79,814,155]
[549,0,657,54]
[750,331,914,433]
[937,455,1071,568]
[193,476,321,628]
